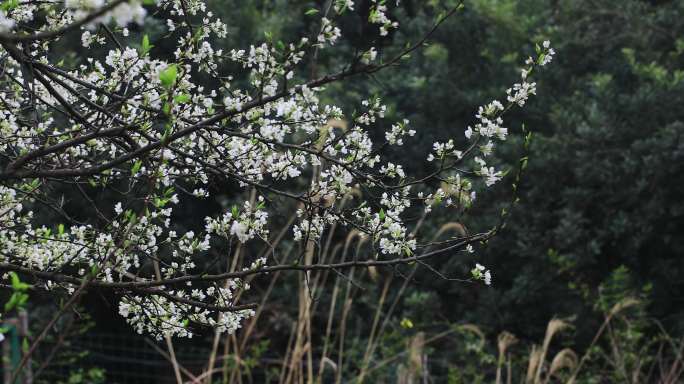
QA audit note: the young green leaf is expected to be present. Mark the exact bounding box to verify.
[159,64,178,89]
[162,123,173,142]
[140,34,153,56]
[131,160,143,175]
[174,93,191,104]
[1,0,18,11]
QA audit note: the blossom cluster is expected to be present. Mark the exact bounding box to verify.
[471,263,492,286]
[0,0,554,337]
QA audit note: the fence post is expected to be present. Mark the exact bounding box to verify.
[2,311,32,384]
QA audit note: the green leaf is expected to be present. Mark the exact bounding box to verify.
[173,93,191,104]
[192,26,205,42]
[154,197,167,208]
[434,194,442,205]
[10,271,21,288]
[4,294,18,311]
[537,53,546,65]
[17,292,28,306]
[159,64,178,89]
[400,318,414,329]
[162,102,172,116]
[131,160,142,175]
[1,0,18,11]
[335,0,350,13]
[9,272,29,291]
[305,8,319,15]
[162,123,173,141]
[4,292,28,312]
[379,208,385,221]
[140,34,153,56]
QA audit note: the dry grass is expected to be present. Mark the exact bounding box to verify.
[186,275,684,384]
[170,184,681,384]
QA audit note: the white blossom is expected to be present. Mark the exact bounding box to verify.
[0,1,554,338]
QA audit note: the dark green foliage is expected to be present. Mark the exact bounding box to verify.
[471,0,684,342]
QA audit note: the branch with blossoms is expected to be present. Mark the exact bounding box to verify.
[0,0,554,349]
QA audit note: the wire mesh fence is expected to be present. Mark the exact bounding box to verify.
[3,329,215,384]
